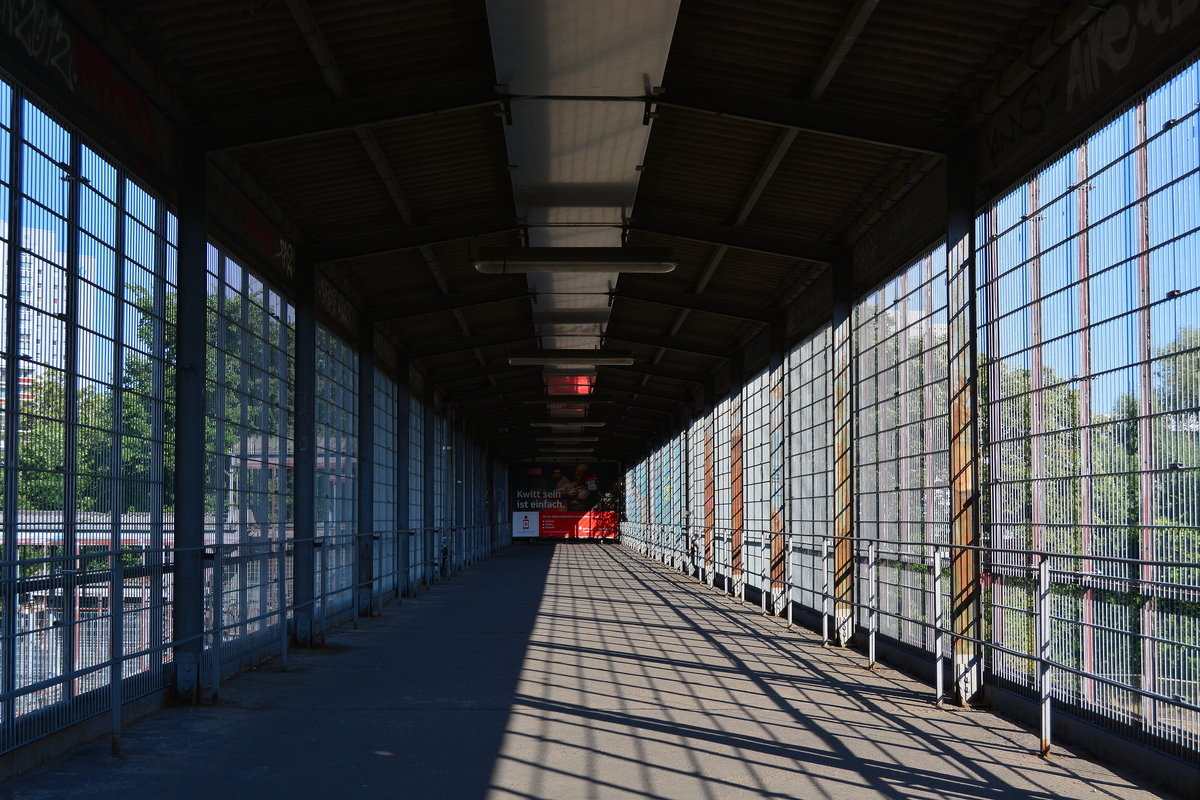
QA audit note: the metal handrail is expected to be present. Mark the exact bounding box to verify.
[619,519,1200,758]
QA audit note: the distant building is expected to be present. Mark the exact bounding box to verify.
[0,224,97,409]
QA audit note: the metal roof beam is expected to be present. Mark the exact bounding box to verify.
[404,332,532,359]
[309,214,518,263]
[375,284,531,321]
[203,79,501,150]
[605,331,736,360]
[655,79,959,154]
[593,384,689,404]
[629,213,841,263]
[808,0,880,100]
[449,382,548,404]
[466,400,671,419]
[600,364,706,385]
[615,283,773,322]
[429,363,539,385]
[454,386,678,408]
[489,428,645,443]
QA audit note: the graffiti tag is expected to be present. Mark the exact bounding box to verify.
[0,0,74,89]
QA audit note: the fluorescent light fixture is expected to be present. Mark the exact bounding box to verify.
[541,449,596,454]
[535,436,600,442]
[474,247,675,274]
[508,349,634,367]
[529,421,606,428]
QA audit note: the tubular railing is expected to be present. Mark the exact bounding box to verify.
[0,522,505,756]
[621,520,1200,763]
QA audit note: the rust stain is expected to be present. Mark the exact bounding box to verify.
[731,423,744,578]
[704,426,715,570]
[832,325,854,641]
[770,510,785,589]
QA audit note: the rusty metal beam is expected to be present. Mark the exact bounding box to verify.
[429,363,538,385]
[593,382,690,404]
[655,79,958,154]
[768,318,787,612]
[629,212,841,263]
[605,330,736,360]
[601,364,707,385]
[309,214,518,263]
[202,79,501,150]
[615,283,774,322]
[830,264,855,646]
[375,283,531,321]
[947,144,982,705]
[404,331,532,359]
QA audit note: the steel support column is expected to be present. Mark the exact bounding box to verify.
[356,320,376,616]
[1075,142,1096,705]
[947,143,983,704]
[0,90,21,726]
[1134,97,1158,729]
[292,257,318,646]
[830,264,855,646]
[172,144,207,698]
[422,386,437,586]
[729,356,745,597]
[395,360,411,596]
[454,419,466,572]
[703,404,716,585]
[768,318,787,613]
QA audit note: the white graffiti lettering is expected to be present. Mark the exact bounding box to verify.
[275,237,296,278]
[0,0,74,90]
[1137,0,1200,34]
[1066,5,1138,109]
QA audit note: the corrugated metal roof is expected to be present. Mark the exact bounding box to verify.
[79,0,1089,460]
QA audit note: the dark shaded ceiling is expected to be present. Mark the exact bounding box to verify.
[81,0,1089,463]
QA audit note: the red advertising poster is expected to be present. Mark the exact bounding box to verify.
[511,462,622,539]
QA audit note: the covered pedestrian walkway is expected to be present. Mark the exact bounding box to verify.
[1,543,1174,799]
[0,1,1198,797]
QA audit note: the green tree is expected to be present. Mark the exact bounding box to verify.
[17,369,112,512]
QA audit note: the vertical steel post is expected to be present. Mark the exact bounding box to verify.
[210,547,222,701]
[946,143,983,703]
[831,261,856,646]
[395,360,411,597]
[730,353,745,601]
[933,545,945,704]
[769,316,787,615]
[110,557,124,755]
[356,319,375,617]
[173,142,207,697]
[703,403,715,587]
[1,86,21,732]
[868,538,878,668]
[149,195,168,688]
[62,130,82,705]
[1075,142,1096,706]
[1134,97,1158,731]
[277,543,288,670]
[822,539,832,644]
[454,422,465,572]
[485,454,494,555]
[1037,551,1052,756]
[422,386,436,585]
[292,256,317,646]
[235,265,250,641]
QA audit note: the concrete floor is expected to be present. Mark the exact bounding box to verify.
[0,543,1178,800]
